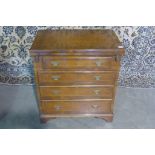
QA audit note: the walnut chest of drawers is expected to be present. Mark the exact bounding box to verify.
[30,29,125,123]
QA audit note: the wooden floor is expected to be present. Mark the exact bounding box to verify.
[0,85,155,129]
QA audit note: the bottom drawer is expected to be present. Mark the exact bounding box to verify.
[40,100,112,114]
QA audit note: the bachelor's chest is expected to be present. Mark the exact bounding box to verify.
[30,29,125,123]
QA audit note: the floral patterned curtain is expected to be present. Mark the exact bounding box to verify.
[0,26,155,88]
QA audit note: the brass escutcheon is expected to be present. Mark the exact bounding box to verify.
[51,61,60,67]
[91,104,99,109]
[94,89,101,95]
[52,75,60,80]
[95,61,102,67]
[52,90,60,95]
[54,105,61,111]
[94,75,101,81]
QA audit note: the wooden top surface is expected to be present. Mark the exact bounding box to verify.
[30,29,122,50]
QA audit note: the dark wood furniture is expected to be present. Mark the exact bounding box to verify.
[30,29,125,123]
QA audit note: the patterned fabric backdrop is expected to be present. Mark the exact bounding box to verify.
[0,26,155,88]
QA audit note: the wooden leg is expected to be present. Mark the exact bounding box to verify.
[40,117,48,123]
[96,116,113,122]
[40,117,56,123]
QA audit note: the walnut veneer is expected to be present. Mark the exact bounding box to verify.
[30,29,125,123]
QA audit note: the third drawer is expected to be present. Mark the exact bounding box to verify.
[39,85,114,100]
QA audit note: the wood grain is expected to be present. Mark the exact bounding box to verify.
[30,29,122,50]
[38,71,116,86]
[39,86,113,100]
[41,56,120,71]
[40,100,112,114]
[30,29,125,123]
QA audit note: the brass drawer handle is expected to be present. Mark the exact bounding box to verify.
[94,89,101,95]
[52,75,61,81]
[95,61,102,67]
[54,105,61,111]
[91,104,99,109]
[52,90,60,95]
[51,61,60,67]
[94,75,101,81]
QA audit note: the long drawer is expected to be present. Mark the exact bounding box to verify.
[41,56,119,70]
[39,86,113,100]
[40,100,112,114]
[38,71,116,85]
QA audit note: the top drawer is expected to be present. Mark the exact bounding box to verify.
[41,56,119,70]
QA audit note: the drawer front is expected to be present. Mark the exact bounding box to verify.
[38,71,116,85]
[42,56,117,70]
[39,86,113,100]
[40,100,112,114]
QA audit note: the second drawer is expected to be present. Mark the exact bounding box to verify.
[38,71,116,85]
[39,86,114,100]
